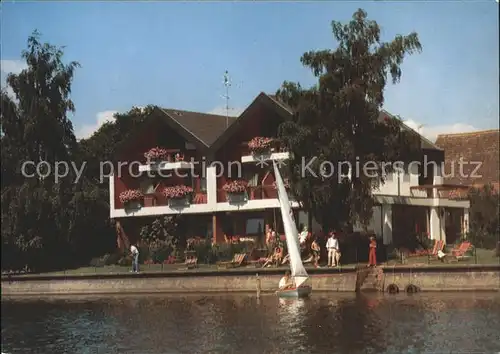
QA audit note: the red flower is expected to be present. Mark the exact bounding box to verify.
[119,189,144,204]
[144,147,169,161]
[248,137,274,153]
[162,185,194,199]
[222,180,248,193]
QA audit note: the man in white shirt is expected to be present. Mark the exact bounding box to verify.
[326,232,340,267]
[130,244,139,273]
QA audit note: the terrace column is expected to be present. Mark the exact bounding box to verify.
[463,208,470,236]
[382,205,393,245]
[430,207,446,242]
[109,174,115,217]
[212,213,225,244]
[206,165,218,207]
[433,165,443,198]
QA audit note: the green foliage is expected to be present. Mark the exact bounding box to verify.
[139,216,179,260]
[467,184,499,249]
[1,31,116,272]
[276,9,422,231]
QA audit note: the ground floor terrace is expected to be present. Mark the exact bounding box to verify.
[114,198,470,253]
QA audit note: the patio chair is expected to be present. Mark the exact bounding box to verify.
[427,240,445,260]
[217,253,246,269]
[185,255,198,269]
[449,241,472,261]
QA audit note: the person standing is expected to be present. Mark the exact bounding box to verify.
[368,236,377,267]
[311,238,321,268]
[130,244,139,273]
[326,232,339,267]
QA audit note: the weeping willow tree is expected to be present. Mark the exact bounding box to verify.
[276,9,422,232]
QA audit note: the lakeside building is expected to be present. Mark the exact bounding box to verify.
[110,93,470,249]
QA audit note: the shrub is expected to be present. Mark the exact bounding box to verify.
[104,252,123,266]
[118,255,132,266]
[140,216,179,259]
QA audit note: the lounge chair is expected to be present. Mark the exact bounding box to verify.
[185,255,198,269]
[217,253,246,269]
[449,241,472,261]
[427,240,445,261]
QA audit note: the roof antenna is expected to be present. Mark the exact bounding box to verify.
[223,70,231,128]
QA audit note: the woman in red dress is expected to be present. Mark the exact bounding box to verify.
[368,236,377,267]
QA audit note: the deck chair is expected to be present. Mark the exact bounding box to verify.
[185,255,198,269]
[217,253,246,269]
[450,241,472,261]
[427,240,445,260]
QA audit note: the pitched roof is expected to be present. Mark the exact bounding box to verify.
[435,130,499,187]
[128,94,441,155]
[380,110,442,151]
[263,96,442,151]
[159,108,237,147]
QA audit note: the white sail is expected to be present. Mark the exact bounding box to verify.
[272,161,309,287]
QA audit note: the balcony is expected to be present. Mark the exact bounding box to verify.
[138,149,195,172]
[115,191,207,209]
[217,185,295,203]
[240,138,290,164]
[410,185,470,199]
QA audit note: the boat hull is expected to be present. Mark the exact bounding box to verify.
[277,285,312,298]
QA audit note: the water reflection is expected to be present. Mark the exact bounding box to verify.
[2,293,500,354]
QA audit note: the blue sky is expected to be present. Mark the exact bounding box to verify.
[1,1,498,141]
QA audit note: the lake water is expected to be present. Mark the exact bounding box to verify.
[2,293,500,354]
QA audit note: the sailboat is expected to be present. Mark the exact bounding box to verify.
[273,161,312,298]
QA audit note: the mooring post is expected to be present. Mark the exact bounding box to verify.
[256,273,261,298]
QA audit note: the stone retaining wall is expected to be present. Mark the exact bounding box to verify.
[2,266,498,297]
[381,268,500,292]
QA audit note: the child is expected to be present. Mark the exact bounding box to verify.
[311,238,321,268]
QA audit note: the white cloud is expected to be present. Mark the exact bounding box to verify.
[0,59,27,75]
[208,106,244,117]
[403,119,480,142]
[76,110,118,139]
[1,59,27,100]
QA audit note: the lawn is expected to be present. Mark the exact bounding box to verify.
[5,248,497,277]
[384,248,499,266]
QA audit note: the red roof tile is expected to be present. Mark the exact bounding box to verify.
[435,130,499,188]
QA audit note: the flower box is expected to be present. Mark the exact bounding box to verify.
[226,191,247,203]
[222,180,248,203]
[119,189,144,209]
[162,185,193,207]
[248,137,274,155]
[222,180,248,194]
[162,185,194,199]
[144,147,169,163]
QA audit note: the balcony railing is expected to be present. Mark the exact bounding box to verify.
[217,185,294,203]
[240,141,288,157]
[410,185,470,199]
[115,191,207,209]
